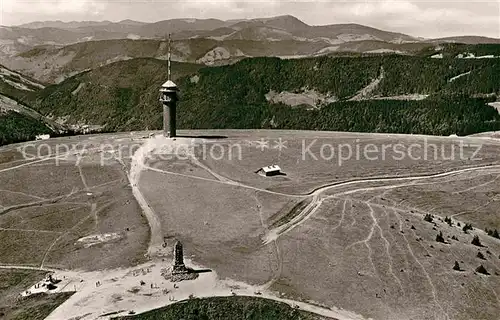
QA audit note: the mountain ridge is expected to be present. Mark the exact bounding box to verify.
[2,15,497,65]
[28,55,500,135]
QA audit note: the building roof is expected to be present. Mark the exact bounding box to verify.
[161,80,177,88]
[262,164,281,173]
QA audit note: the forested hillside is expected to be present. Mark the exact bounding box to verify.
[34,58,204,130]
[0,110,53,146]
[32,55,500,136]
[0,65,45,107]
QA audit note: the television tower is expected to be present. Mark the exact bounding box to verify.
[159,34,178,138]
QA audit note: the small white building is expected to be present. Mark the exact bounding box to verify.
[35,134,50,140]
[256,164,282,176]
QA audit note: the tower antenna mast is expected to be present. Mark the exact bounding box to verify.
[167,33,171,81]
[160,33,178,138]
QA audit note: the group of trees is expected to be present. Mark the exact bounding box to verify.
[463,223,474,234]
[176,93,500,136]
[485,228,500,239]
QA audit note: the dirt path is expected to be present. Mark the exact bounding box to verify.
[0,265,57,272]
[39,258,369,320]
[125,136,167,257]
[348,66,384,101]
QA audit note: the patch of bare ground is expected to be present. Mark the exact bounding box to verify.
[273,195,500,320]
[0,160,85,198]
[0,230,59,266]
[0,148,26,165]
[139,169,285,285]
[147,156,216,180]
[0,190,48,207]
[78,162,127,189]
[0,136,151,271]
[0,203,90,232]
[371,169,500,230]
[268,198,312,230]
[43,182,150,271]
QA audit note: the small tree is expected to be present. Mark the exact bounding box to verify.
[494,229,500,239]
[436,231,445,243]
[424,214,434,223]
[453,261,461,271]
[471,235,482,247]
[463,223,473,234]
[476,265,489,275]
[444,216,453,226]
[477,251,486,260]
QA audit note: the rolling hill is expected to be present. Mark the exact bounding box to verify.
[10,15,415,44]
[0,64,66,144]
[0,64,45,105]
[4,38,402,84]
[6,40,500,87]
[0,15,423,69]
[429,36,500,45]
[3,15,500,85]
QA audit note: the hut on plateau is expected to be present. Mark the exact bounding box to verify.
[256,164,283,176]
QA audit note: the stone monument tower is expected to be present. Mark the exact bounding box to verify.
[172,241,187,274]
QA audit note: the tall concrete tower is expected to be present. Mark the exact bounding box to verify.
[159,34,178,138]
[172,241,186,273]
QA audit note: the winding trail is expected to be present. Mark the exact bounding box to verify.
[263,164,500,243]
[119,137,165,257]
[0,265,58,272]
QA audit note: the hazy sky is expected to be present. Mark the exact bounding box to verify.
[1,0,499,38]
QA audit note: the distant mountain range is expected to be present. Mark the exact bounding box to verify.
[16,19,148,29]
[1,15,418,51]
[3,15,498,57]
